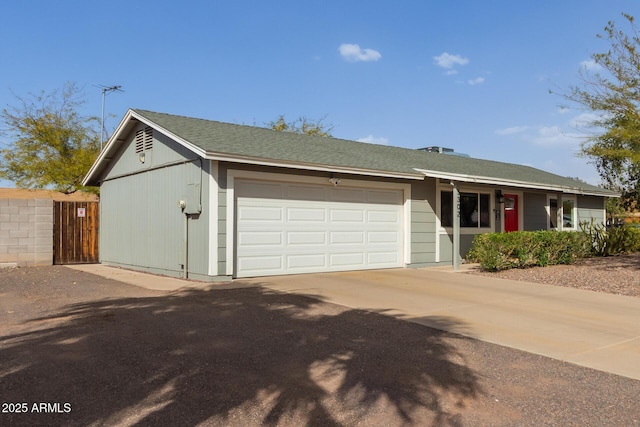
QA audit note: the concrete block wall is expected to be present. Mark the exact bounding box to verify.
[0,198,53,266]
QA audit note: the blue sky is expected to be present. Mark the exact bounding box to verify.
[2,0,639,187]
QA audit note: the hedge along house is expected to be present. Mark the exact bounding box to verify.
[83,109,617,280]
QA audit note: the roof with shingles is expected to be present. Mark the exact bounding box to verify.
[84,109,617,197]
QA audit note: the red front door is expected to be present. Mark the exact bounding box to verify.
[504,194,518,232]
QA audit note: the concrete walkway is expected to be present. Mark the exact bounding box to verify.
[69,264,640,381]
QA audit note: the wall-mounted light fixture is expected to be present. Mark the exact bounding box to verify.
[329,177,341,186]
[138,152,146,164]
[496,190,504,204]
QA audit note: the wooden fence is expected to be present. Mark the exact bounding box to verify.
[53,201,99,264]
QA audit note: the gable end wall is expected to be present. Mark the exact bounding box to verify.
[99,126,213,280]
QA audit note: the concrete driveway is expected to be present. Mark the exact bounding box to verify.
[241,267,640,381]
[72,264,640,381]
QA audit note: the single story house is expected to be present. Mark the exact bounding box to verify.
[83,109,617,280]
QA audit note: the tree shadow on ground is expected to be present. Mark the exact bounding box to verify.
[1,286,482,426]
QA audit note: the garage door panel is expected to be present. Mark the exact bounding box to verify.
[236,181,284,199]
[238,231,283,246]
[288,231,326,245]
[330,231,365,244]
[367,190,403,204]
[331,188,365,202]
[287,207,326,222]
[368,231,400,244]
[287,253,327,270]
[238,255,283,273]
[238,205,283,222]
[368,210,400,223]
[287,185,327,201]
[329,252,365,267]
[368,251,401,265]
[330,209,364,222]
[236,179,403,277]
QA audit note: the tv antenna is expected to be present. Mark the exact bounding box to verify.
[96,84,124,150]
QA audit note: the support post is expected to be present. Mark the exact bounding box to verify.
[557,193,563,231]
[451,182,460,271]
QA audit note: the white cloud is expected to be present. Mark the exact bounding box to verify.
[569,112,600,128]
[357,135,389,145]
[468,77,485,85]
[531,126,582,146]
[433,52,469,69]
[339,44,382,62]
[580,59,603,71]
[495,126,528,136]
[541,158,601,185]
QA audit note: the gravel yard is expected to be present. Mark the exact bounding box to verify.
[467,252,640,298]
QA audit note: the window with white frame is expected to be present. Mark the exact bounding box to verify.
[548,195,576,229]
[549,198,558,229]
[440,190,491,229]
[562,198,576,228]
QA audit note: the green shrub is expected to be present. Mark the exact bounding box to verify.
[467,230,589,271]
[606,224,640,254]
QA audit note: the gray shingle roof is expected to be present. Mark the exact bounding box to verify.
[92,109,617,196]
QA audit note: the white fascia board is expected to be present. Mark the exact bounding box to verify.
[413,168,619,197]
[205,152,424,181]
[82,109,136,186]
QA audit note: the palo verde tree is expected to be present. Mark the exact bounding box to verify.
[0,82,100,194]
[557,13,640,209]
[268,114,334,137]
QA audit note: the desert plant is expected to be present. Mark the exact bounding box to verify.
[579,220,609,256]
[579,220,640,255]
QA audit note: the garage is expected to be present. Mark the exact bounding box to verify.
[235,179,405,277]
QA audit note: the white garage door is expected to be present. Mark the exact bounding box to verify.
[235,179,404,278]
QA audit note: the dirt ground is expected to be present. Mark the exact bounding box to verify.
[468,252,640,298]
[1,266,639,426]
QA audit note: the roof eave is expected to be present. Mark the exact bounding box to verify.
[82,109,424,186]
[413,168,620,197]
[205,152,424,180]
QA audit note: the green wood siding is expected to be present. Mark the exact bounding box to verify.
[523,192,547,231]
[410,179,436,265]
[99,129,212,280]
[577,195,605,225]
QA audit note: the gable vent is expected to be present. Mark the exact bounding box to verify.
[135,127,153,153]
